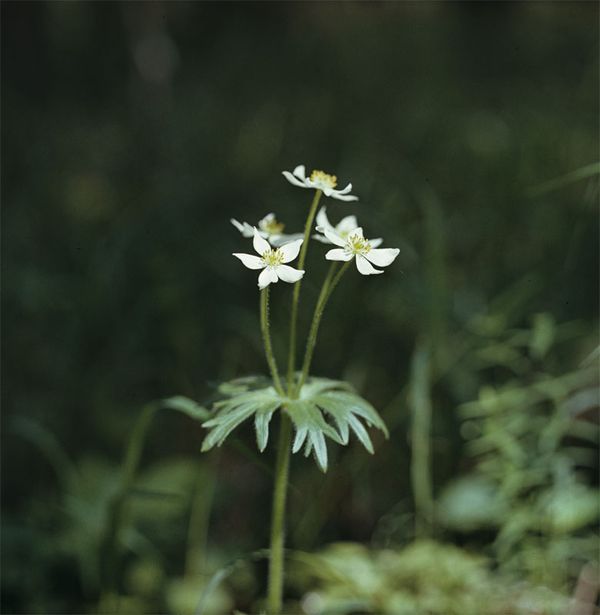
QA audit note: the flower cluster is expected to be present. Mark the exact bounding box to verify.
[231,165,400,286]
[204,162,396,613]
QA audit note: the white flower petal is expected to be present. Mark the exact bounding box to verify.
[337,182,353,195]
[331,192,359,202]
[231,219,255,237]
[258,213,275,231]
[275,264,305,283]
[253,227,271,255]
[322,186,334,197]
[315,208,339,244]
[316,207,332,232]
[336,215,358,235]
[369,238,383,248]
[279,238,303,263]
[270,233,304,247]
[282,171,308,188]
[292,165,306,181]
[351,227,364,239]
[258,267,278,289]
[365,247,400,267]
[323,227,346,247]
[356,254,383,275]
[233,253,265,270]
[312,233,332,244]
[231,218,244,232]
[326,248,353,262]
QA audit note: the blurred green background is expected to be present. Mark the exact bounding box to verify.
[2,2,598,614]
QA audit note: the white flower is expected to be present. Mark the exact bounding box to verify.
[231,212,303,247]
[282,165,358,201]
[313,206,383,247]
[233,228,305,290]
[324,227,399,275]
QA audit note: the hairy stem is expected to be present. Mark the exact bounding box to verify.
[297,260,350,393]
[286,189,322,393]
[266,414,292,615]
[260,287,284,396]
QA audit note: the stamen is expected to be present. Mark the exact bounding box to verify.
[347,234,372,255]
[262,248,285,267]
[260,218,285,235]
[310,170,337,189]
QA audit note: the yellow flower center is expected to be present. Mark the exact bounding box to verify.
[310,170,337,189]
[260,218,285,235]
[262,248,285,267]
[347,233,371,255]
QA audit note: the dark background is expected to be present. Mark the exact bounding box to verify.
[2,2,598,613]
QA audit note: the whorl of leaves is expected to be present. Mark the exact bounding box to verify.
[201,376,388,471]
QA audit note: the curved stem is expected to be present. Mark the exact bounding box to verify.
[266,414,292,615]
[296,260,351,393]
[185,458,217,578]
[99,401,159,610]
[286,189,323,393]
[260,287,285,396]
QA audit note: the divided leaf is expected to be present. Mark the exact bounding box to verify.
[285,400,344,472]
[200,376,388,472]
[288,383,388,471]
[201,387,281,452]
[308,389,389,455]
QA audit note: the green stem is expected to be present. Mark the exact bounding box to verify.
[286,189,323,393]
[99,401,159,611]
[260,287,285,396]
[266,414,292,615]
[409,342,434,538]
[184,458,217,578]
[296,261,350,393]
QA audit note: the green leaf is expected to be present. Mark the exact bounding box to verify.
[217,375,272,396]
[320,391,388,435]
[200,376,388,471]
[298,376,354,399]
[527,161,600,197]
[345,413,374,454]
[201,405,259,451]
[438,475,508,531]
[254,408,275,452]
[161,396,210,421]
[213,387,280,413]
[529,313,555,360]
[307,389,388,455]
[285,400,344,472]
[202,401,280,452]
[309,428,328,471]
[202,386,282,452]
